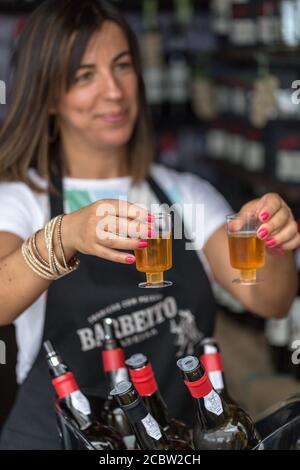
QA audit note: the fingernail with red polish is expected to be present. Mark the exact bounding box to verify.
[266,239,276,248]
[126,255,136,264]
[148,228,156,238]
[138,241,148,249]
[260,212,269,222]
[258,228,269,239]
[148,214,154,223]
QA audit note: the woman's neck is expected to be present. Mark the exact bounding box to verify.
[61,134,129,180]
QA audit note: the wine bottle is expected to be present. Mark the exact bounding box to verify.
[126,353,191,443]
[142,0,165,121]
[177,355,260,450]
[198,337,262,439]
[100,317,135,449]
[198,337,237,405]
[44,340,125,450]
[110,380,192,450]
[167,0,192,123]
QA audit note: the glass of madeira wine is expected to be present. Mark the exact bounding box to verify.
[226,213,265,285]
[135,213,173,288]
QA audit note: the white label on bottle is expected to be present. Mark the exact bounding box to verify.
[168,62,190,103]
[277,150,300,182]
[258,17,279,45]
[207,130,225,159]
[204,390,223,416]
[231,135,245,164]
[245,141,265,171]
[70,390,91,416]
[114,367,129,385]
[141,414,162,441]
[209,371,225,392]
[123,435,137,451]
[265,318,291,347]
[231,19,257,46]
[144,68,165,104]
[277,89,299,117]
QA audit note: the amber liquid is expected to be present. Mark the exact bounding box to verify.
[135,238,172,274]
[229,232,265,270]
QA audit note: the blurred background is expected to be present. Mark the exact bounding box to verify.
[0,0,300,429]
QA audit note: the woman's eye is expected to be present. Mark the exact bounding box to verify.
[115,62,132,72]
[74,71,93,83]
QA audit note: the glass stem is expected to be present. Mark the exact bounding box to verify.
[240,269,256,282]
[146,272,164,284]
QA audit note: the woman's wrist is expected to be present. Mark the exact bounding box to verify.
[59,213,77,262]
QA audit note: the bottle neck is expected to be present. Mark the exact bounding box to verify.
[102,347,129,389]
[129,363,171,428]
[183,370,227,430]
[121,398,170,450]
[143,391,171,429]
[47,353,69,379]
[52,372,93,431]
[200,352,227,394]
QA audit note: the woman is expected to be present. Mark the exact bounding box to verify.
[0,0,298,449]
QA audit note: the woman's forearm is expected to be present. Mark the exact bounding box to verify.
[0,217,76,325]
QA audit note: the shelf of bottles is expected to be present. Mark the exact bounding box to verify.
[2,1,300,186]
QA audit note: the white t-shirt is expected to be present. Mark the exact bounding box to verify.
[0,164,231,383]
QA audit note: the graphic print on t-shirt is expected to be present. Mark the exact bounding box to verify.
[65,188,128,213]
[76,294,203,358]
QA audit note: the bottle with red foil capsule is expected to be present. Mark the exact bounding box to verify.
[198,337,237,405]
[43,340,125,450]
[125,353,191,443]
[110,380,192,450]
[198,338,260,439]
[100,318,134,448]
[177,356,260,450]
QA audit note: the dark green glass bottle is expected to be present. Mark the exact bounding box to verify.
[44,340,125,450]
[100,318,135,449]
[126,353,191,443]
[110,380,192,450]
[177,355,261,450]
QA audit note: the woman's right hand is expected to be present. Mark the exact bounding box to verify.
[61,199,153,264]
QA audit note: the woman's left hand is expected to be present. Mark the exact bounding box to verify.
[239,193,300,253]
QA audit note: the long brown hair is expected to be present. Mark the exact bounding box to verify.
[0,0,154,192]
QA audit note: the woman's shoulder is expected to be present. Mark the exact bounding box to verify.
[0,168,47,195]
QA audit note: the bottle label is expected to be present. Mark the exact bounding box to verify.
[141,413,162,441]
[123,435,137,451]
[114,367,129,385]
[209,371,225,392]
[204,390,223,416]
[70,390,91,416]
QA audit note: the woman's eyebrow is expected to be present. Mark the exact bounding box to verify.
[112,51,132,63]
[77,64,96,70]
[76,51,132,70]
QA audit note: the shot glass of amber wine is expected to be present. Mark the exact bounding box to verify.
[135,213,173,288]
[226,213,265,285]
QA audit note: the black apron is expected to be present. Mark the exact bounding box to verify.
[0,173,217,450]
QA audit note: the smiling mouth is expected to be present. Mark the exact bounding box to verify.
[95,110,128,123]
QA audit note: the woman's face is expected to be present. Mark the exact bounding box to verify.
[55,21,139,150]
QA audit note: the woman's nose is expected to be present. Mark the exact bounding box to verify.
[101,73,123,101]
